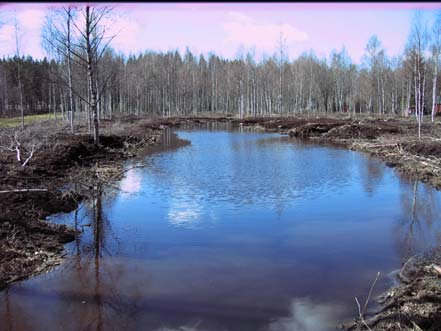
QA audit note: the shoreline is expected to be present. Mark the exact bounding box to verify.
[0,117,166,289]
[160,115,441,330]
[1,114,440,330]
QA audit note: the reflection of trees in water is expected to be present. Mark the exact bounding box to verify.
[0,189,121,331]
[360,157,385,195]
[0,186,146,331]
[396,178,441,261]
[69,186,145,331]
[3,288,11,331]
[93,186,104,331]
[1,287,35,331]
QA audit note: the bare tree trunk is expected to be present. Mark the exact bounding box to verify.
[432,56,438,123]
[48,80,52,116]
[14,17,24,129]
[85,6,99,146]
[66,7,75,133]
[108,91,112,120]
[52,83,57,119]
[421,63,426,139]
[59,87,65,120]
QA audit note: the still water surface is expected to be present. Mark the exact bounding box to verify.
[1,128,441,331]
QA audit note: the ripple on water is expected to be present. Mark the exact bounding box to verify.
[2,129,441,331]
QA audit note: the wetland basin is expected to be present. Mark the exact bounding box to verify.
[1,128,441,331]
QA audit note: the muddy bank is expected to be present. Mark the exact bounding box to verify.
[0,118,168,289]
[346,247,441,331]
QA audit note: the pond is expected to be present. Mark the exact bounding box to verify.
[1,127,441,331]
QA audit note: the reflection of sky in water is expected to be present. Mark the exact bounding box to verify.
[119,167,143,197]
[268,298,346,331]
[2,129,441,331]
[168,199,202,228]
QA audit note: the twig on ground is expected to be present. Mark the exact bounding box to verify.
[354,271,381,331]
[355,297,373,331]
[399,255,418,283]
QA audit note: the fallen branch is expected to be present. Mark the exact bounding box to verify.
[120,164,147,175]
[432,264,441,276]
[355,297,373,331]
[0,189,48,194]
[354,271,381,331]
[21,144,36,167]
[399,255,418,284]
[362,271,381,315]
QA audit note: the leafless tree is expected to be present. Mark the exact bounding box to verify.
[0,128,41,167]
[430,11,441,122]
[13,14,24,129]
[407,11,428,139]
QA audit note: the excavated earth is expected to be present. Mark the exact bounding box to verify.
[1,114,441,330]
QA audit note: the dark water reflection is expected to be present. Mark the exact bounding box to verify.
[2,129,441,331]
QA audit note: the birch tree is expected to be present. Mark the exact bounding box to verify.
[13,15,24,129]
[43,5,114,144]
[431,11,441,122]
[408,11,428,139]
[276,33,287,114]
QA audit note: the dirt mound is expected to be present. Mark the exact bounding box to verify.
[18,134,134,178]
[324,122,401,140]
[0,189,80,287]
[401,142,441,158]
[0,190,80,222]
[288,122,346,138]
[287,120,402,140]
[0,218,78,286]
[231,117,275,126]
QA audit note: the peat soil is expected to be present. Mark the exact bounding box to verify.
[1,114,441,330]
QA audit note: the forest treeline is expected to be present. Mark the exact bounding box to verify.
[1,7,440,137]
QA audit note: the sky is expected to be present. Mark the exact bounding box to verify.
[0,2,440,64]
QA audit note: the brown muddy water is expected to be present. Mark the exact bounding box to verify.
[1,127,441,331]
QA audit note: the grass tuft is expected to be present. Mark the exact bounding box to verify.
[0,113,57,128]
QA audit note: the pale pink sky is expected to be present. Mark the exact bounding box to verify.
[0,2,440,63]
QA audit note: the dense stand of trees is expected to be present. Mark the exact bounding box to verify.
[0,56,54,117]
[0,7,440,141]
